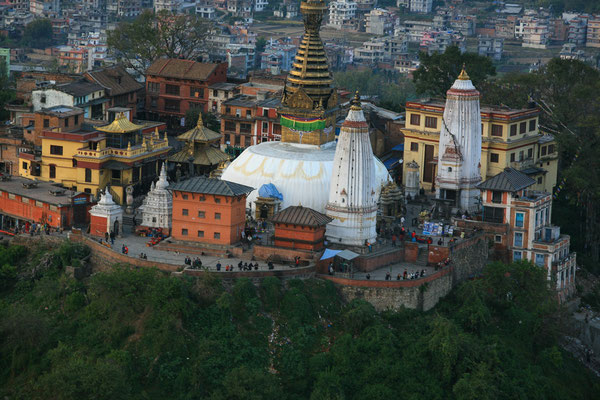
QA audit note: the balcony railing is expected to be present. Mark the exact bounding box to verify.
[76,140,169,159]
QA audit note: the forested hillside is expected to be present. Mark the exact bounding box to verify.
[0,242,598,399]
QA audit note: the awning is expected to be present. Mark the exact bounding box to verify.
[320,249,341,260]
[102,160,130,170]
[392,144,404,151]
[336,249,360,261]
[521,166,547,176]
[383,157,400,170]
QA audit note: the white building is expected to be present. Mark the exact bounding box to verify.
[325,95,378,246]
[522,18,549,49]
[139,163,172,231]
[328,0,357,30]
[30,0,60,16]
[365,8,394,35]
[90,189,123,237]
[196,0,216,18]
[435,68,482,212]
[155,0,183,13]
[478,35,504,61]
[410,0,432,14]
[254,0,268,12]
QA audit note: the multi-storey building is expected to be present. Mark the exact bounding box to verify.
[18,112,170,203]
[586,16,600,48]
[54,46,92,74]
[549,18,568,42]
[196,0,216,18]
[328,0,357,31]
[30,0,60,16]
[475,168,576,302]
[106,0,142,17]
[567,17,587,45]
[495,15,518,39]
[154,0,182,13]
[84,65,144,118]
[2,0,29,11]
[31,80,108,120]
[354,36,408,64]
[145,58,228,122]
[401,100,558,194]
[208,82,239,114]
[478,35,504,61]
[420,31,466,55]
[365,8,394,35]
[521,18,549,49]
[409,0,432,14]
[254,0,268,12]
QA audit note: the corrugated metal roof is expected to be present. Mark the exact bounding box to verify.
[271,206,332,227]
[170,176,253,196]
[86,65,143,96]
[146,59,220,81]
[477,167,536,192]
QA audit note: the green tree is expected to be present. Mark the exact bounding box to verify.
[107,10,212,76]
[21,19,54,49]
[413,46,496,97]
[184,108,220,132]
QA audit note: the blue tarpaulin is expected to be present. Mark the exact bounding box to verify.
[320,249,341,260]
[392,144,404,151]
[383,157,400,170]
[258,183,283,201]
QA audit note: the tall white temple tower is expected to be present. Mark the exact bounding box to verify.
[325,94,378,246]
[139,163,172,231]
[436,67,482,212]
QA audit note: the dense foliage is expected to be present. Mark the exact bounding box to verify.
[21,19,55,49]
[1,243,598,399]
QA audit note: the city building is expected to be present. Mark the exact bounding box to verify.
[365,8,394,35]
[208,82,239,114]
[107,0,142,17]
[409,0,432,14]
[478,35,504,61]
[586,16,600,48]
[145,58,228,123]
[54,45,92,74]
[326,94,378,246]
[30,0,60,16]
[221,0,390,213]
[328,0,357,31]
[0,177,92,230]
[495,15,518,39]
[354,36,408,64]
[402,96,558,195]
[435,68,482,212]
[170,176,253,245]
[0,134,27,176]
[89,189,123,237]
[154,0,182,13]
[522,18,549,49]
[271,206,331,251]
[567,17,587,46]
[196,0,216,18]
[475,168,576,302]
[19,112,170,204]
[138,163,172,234]
[31,80,108,120]
[84,66,144,118]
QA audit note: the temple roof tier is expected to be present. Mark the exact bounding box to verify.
[95,112,145,134]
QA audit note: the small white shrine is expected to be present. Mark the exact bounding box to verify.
[139,163,172,231]
[89,188,123,237]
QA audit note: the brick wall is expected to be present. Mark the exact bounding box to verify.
[352,247,404,272]
[404,242,419,262]
[253,244,318,263]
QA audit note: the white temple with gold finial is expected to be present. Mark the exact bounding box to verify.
[139,162,172,231]
[436,66,482,212]
[325,93,378,246]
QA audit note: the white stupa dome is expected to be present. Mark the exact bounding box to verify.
[221,141,390,213]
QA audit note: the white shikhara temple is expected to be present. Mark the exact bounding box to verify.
[436,67,483,212]
[325,95,378,246]
[139,163,172,230]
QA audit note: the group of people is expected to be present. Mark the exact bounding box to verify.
[184,256,203,269]
[138,253,148,260]
[435,257,452,270]
[104,231,116,246]
[236,261,260,271]
[26,222,56,236]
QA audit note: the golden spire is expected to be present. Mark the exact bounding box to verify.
[196,112,204,128]
[458,64,470,81]
[154,127,159,139]
[282,0,334,110]
[350,91,362,110]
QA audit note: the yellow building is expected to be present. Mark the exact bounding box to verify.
[401,100,558,194]
[19,113,171,204]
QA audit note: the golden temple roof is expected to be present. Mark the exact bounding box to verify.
[458,64,470,81]
[168,143,230,166]
[176,114,221,143]
[95,112,144,134]
[281,0,334,111]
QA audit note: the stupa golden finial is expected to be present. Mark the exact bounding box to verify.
[196,112,204,128]
[458,63,470,80]
[350,90,362,110]
[127,141,131,151]
[154,127,159,138]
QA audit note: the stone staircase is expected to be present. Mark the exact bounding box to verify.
[416,247,429,266]
[121,213,136,235]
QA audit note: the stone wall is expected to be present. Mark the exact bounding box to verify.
[450,233,489,282]
[320,267,454,311]
[353,247,404,272]
[253,245,318,263]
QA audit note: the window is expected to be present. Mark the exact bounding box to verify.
[165,84,180,96]
[514,232,523,247]
[85,168,92,183]
[492,190,502,204]
[181,228,188,236]
[40,95,46,104]
[215,212,221,219]
[72,158,77,167]
[43,119,50,128]
[164,99,180,112]
[425,116,437,129]
[410,142,418,152]
[22,161,28,170]
[529,119,536,131]
[515,212,524,227]
[50,145,63,155]
[263,109,269,117]
[240,123,251,133]
[36,201,43,207]
[49,164,56,179]
[224,121,236,132]
[510,124,517,136]
[75,115,79,125]
[535,253,545,267]
[410,113,420,126]
[22,197,29,204]
[226,106,231,114]
[245,109,251,117]
[8,193,15,200]
[519,150,524,161]
[198,211,205,218]
[548,144,554,154]
[527,148,533,159]
[491,124,503,137]
[514,251,522,261]
[197,230,204,237]
[495,235,502,243]
[182,209,189,216]
[182,194,188,200]
[191,87,203,98]
[49,205,57,211]
[64,117,69,128]
[215,198,221,204]
[510,153,515,162]
[520,121,527,134]
[262,122,268,132]
[214,232,221,239]
[490,153,499,163]
[148,82,160,93]
[151,97,158,108]
[537,177,542,184]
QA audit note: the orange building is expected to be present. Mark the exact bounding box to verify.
[271,206,332,251]
[20,106,84,147]
[170,177,253,245]
[0,177,91,230]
